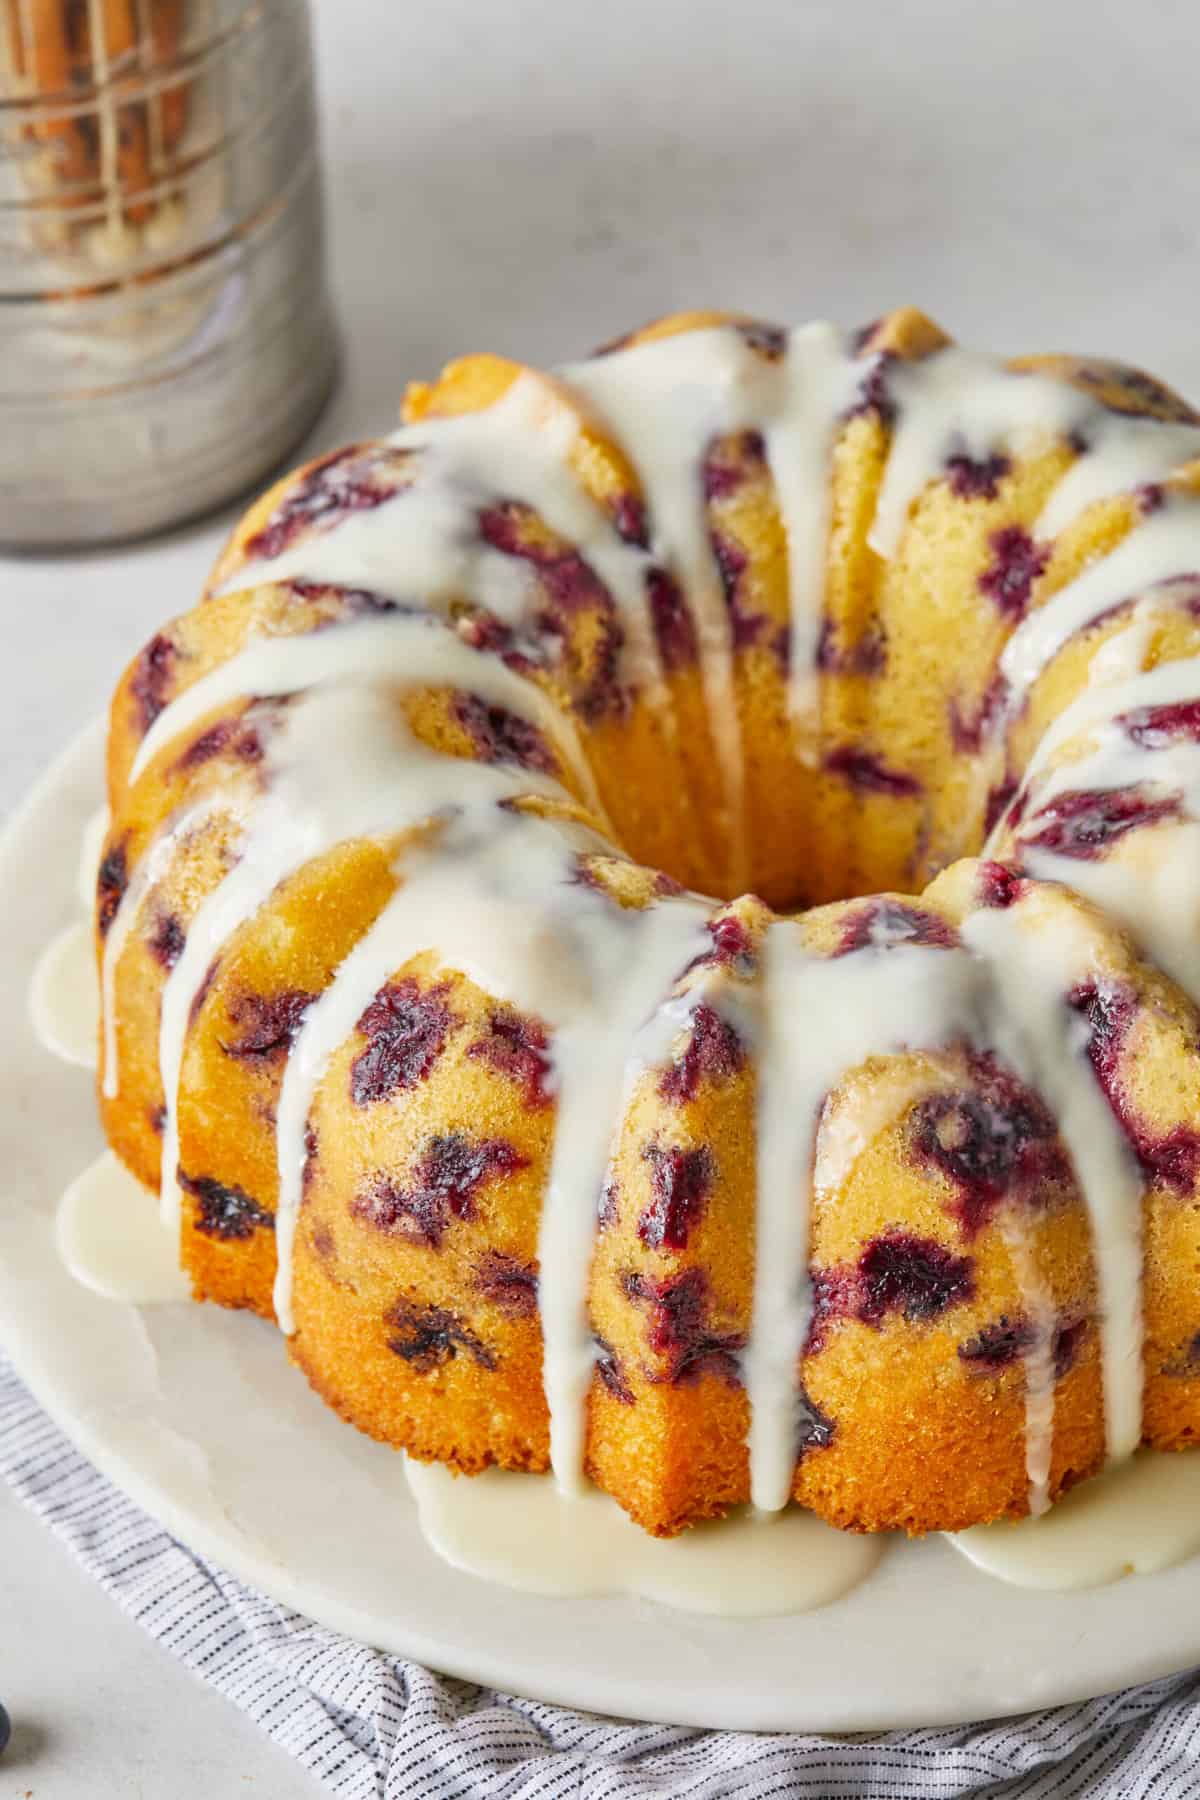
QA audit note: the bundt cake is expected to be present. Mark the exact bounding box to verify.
[95,306,1200,1539]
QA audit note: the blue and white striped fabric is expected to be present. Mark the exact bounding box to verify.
[4,1359,1200,1800]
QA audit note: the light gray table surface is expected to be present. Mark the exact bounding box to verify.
[5,0,1200,1790]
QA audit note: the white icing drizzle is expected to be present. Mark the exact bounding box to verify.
[813,1064,941,1201]
[56,1150,190,1306]
[272,794,708,1499]
[94,317,1200,1539]
[1009,652,1200,1007]
[1027,830,1200,1018]
[962,908,1145,1464]
[78,804,110,909]
[221,379,670,735]
[751,893,1148,1509]
[1036,419,1200,540]
[761,325,863,724]
[868,349,1091,559]
[1003,499,1200,700]
[101,800,220,1100]
[405,1457,884,1616]
[564,325,862,877]
[749,935,982,1512]
[392,376,670,709]
[1027,667,1200,816]
[30,921,98,1069]
[1000,1219,1057,1518]
[563,332,758,892]
[949,1448,1200,1591]
[540,899,711,1491]
[130,615,600,814]
[270,817,600,1335]
[145,638,576,1240]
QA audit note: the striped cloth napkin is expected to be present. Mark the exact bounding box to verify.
[4,1359,1198,1799]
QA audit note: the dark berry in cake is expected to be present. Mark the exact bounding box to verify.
[612,492,649,548]
[737,321,787,360]
[703,429,766,504]
[847,351,897,427]
[835,899,956,956]
[175,715,263,772]
[188,957,220,1029]
[244,445,401,561]
[1165,1331,1200,1379]
[147,911,185,970]
[796,1384,835,1454]
[825,746,921,798]
[96,842,128,937]
[659,1004,744,1104]
[598,1178,620,1232]
[222,988,316,1065]
[806,1264,860,1355]
[290,578,404,617]
[1053,1317,1088,1380]
[453,693,556,774]
[310,1222,336,1265]
[637,1142,715,1250]
[1120,698,1200,749]
[385,1297,495,1372]
[912,1056,1070,1235]
[1073,361,1199,424]
[646,568,699,671]
[623,1267,744,1386]
[130,632,177,733]
[816,619,887,677]
[984,777,1020,837]
[479,501,628,721]
[958,1315,1036,1370]
[978,526,1049,620]
[690,912,757,977]
[710,529,766,650]
[948,670,1008,754]
[473,1249,539,1317]
[976,861,1026,910]
[350,978,457,1106]
[708,915,755,968]
[1022,786,1182,859]
[594,1336,635,1404]
[301,1123,320,1195]
[1068,981,1200,1195]
[857,1232,974,1324]
[354,1132,527,1246]
[1068,980,1134,1090]
[945,449,1011,501]
[807,1235,974,1348]
[467,1006,553,1109]
[179,1171,274,1240]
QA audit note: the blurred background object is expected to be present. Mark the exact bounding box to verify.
[0,0,337,548]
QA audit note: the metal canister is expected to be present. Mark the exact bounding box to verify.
[0,0,337,547]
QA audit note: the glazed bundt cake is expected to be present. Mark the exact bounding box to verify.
[96,307,1200,1538]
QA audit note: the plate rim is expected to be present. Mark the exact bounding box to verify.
[5,719,1200,1733]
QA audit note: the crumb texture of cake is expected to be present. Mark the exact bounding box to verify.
[95,308,1200,1537]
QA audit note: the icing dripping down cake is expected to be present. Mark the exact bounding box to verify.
[95,307,1200,1537]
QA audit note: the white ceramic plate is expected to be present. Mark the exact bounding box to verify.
[4,722,1200,1732]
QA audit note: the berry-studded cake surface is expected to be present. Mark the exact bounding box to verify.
[95,308,1200,1537]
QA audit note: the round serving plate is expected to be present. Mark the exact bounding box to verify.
[3,720,1199,1733]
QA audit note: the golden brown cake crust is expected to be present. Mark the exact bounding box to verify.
[95,308,1200,1537]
